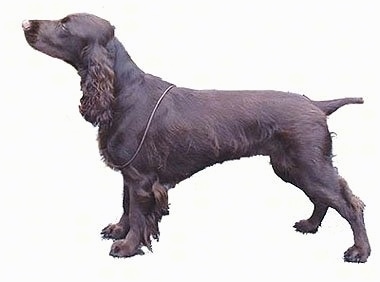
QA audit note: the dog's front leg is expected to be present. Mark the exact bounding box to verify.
[101,177,130,240]
[108,169,169,258]
[108,181,146,257]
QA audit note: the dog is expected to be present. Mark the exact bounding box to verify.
[22,13,370,262]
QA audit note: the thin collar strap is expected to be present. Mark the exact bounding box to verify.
[115,84,175,169]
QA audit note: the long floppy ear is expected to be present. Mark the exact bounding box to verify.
[79,43,114,126]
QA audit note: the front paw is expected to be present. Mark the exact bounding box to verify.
[109,239,145,258]
[344,245,370,263]
[101,223,128,240]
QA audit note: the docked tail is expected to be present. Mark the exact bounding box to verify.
[310,97,364,115]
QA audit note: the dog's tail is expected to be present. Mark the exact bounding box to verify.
[309,97,364,115]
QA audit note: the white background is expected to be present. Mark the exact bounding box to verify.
[1,0,379,281]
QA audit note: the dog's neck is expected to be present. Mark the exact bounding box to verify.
[110,38,145,93]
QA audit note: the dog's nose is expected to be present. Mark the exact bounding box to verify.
[22,20,31,30]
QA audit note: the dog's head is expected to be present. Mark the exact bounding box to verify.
[22,13,116,126]
[22,13,115,67]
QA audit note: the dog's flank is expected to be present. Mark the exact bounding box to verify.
[22,13,370,263]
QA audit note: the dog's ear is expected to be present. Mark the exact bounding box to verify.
[79,43,114,126]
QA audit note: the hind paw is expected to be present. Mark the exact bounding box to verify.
[293,220,319,234]
[344,245,370,263]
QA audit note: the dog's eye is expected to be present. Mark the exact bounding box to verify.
[58,21,68,32]
[60,23,68,31]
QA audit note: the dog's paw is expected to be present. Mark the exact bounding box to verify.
[344,245,370,263]
[101,223,128,240]
[293,220,319,234]
[109,239,145,258]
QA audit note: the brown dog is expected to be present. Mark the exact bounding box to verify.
[22,13,370,262]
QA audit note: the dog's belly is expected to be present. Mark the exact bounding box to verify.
[155,135,275,186]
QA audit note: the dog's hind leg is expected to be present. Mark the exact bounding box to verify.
[293,202,328,234]
[271,160,328,234]
[337,175,370,262]
[270,124,370,262]
[272,152,371,262]
[305,166,370,262]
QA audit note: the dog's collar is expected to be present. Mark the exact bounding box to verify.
[114,84,175,169]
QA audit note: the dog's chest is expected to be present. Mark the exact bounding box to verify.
[97,127,120,170]
[96,125,139,170]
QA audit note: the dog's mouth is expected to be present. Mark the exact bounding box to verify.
[22,20,39,44]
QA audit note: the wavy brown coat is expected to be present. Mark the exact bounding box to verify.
[22,13,370,262]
